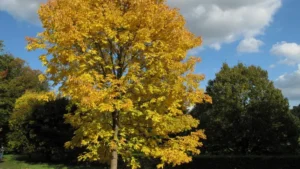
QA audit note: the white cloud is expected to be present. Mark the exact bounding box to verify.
[188,47,205,56]
[0,0,46,24]
[275,64,300,101]
[210,43,221,51]
[269,64,276,68]
[167,0,281,50]
[237,37,264,53]
[270,41,300,65]
[1,0,282,50]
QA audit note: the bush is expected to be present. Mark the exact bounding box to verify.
[8,91,79,162]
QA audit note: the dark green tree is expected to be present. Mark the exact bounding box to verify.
[192,63,300,155]
[8,92,78,161]
[0,41,49,144]
[291,104,300,119]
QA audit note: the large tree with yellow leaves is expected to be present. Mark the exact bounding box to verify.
[27,0,210,168]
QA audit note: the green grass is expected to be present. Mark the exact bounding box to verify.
[0,155,104,169]
[3,154,300,169]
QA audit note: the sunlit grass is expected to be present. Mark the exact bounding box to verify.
[0,155,104,169]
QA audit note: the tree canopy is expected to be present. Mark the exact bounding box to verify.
[192,63,300,155]
[291,104,300,119]
[8,91,77,161]
[0,41,49,144]
[27,0,210,168]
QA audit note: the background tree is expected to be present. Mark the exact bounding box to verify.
[192,63,300,155]
[291,104,300,119]
[8,91,46,154]
[0,41,49,144]
[8,91,78,161]
[27,0,210,168]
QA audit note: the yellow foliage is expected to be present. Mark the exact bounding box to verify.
[9,91,56,130]
[38,74,47,83]
[27,0,211,168]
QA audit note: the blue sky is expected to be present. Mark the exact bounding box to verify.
[0,0,300,106]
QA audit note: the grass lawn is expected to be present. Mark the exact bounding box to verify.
[0,155,104,169]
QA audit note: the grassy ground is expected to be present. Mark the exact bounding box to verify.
[3,154,300,169]
[172,155,300,169]
[0,155,104,169]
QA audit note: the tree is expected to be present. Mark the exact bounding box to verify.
[192,63,300,155]
[0,40,4,52]
[0,41,49,144]
[291,104,300,119]
[27,0,210,168]
[8,91,78,161]
[8,91,48,154]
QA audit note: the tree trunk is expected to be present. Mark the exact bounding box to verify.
[110,111,119,169]
[111,147,118,169]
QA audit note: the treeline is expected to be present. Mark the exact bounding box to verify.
[0,41,80,162]
[0,40,49,145]
[1,40,300,166]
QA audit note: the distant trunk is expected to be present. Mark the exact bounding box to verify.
[110,111,119,169]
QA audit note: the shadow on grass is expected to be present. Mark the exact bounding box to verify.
[168,155,300,169]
